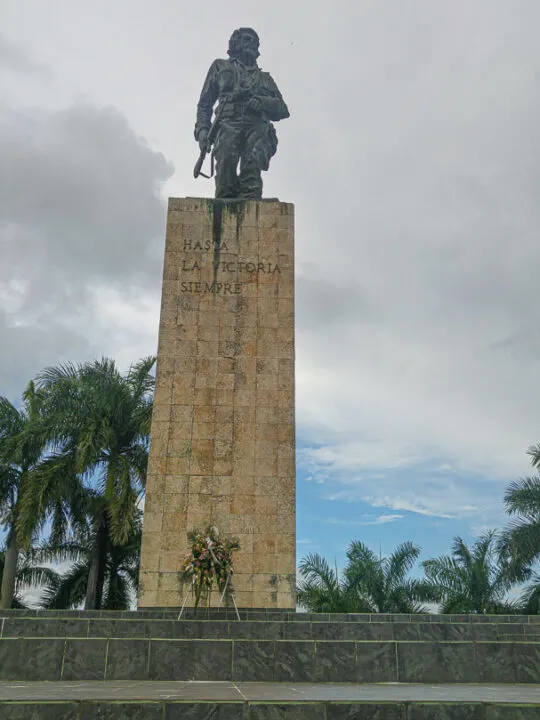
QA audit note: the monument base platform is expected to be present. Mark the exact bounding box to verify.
[1,681,537,719]
[0,610,538,717]
[139,197,296,609]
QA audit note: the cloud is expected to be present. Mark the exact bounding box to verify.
[3,0,540,544]
[290,1,540,527]
[0,33,51,78]
[366,498,456,520]
[297,3,540,517]
[299,444,507,523]
[0,100,172,399]
[0,310,90,400]
[325,515,404,527]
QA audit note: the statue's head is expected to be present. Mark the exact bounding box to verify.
[228,27,260,63]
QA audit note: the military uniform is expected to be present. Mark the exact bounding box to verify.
[195,57,289,199]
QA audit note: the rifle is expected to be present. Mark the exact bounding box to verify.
[193,101,226,179]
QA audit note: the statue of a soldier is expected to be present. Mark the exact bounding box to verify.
[194,28,290,200]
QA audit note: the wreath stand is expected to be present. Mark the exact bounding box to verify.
[177,571,241,621]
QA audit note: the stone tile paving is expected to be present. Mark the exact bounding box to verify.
[0,681,539,703]
[2,608,540,626]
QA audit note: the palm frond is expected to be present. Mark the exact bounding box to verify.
[298,553,340,594]
[126,356,156,400]
[527,444,540,471]
[504,477,540,518]
[498,520,540,568]
[102,571,131,610]
[16,564,60,589]
[40,560,89,610]
[386,541,421,587]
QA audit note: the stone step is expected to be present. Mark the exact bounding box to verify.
[0,681,539,719]
[1,608,536,624]
[1,637,539,683]
[1,616,534,641]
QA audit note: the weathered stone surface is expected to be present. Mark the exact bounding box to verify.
[311,622,393,641]
[274,640,315,682]
[233,640,275,681]
[314,641,357,682]
[166,705,244,720]
[247,706,325,720]
[81,703,163,720]
[326,707,404,720]
[397,642,475,683]
[139,198,296,609]
[2,704,79,720]
[0,638,64,680]
[106,639,150,680]
[62,639,107,680]
[2,618,88,638]
[406,707,483,720]
[357,641,398,683]
[485,709,540,720]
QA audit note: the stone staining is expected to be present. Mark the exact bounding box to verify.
[138,197,296,609]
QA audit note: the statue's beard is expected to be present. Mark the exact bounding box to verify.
[236,47,259,64]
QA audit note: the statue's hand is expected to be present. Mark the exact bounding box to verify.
[198,129,209,151]
[246,97,263,114]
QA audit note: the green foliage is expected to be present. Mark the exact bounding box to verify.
[499,463,540,612]
[0,356,153,610]
[39,511,143,610]
[297,541,434,614]
[0,383,46,537]
[23,356,155,609]
[0,383,53,608]
[0,546,59,609]
[25,356,155,546]
[345,540,436,613]
[297,553,372,613]
[423,532,517,614]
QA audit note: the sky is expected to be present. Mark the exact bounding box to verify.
[2,0,540,576]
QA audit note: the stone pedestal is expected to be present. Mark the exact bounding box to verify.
[138,198,296,609]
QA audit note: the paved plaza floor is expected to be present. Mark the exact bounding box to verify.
[0,681,538,704]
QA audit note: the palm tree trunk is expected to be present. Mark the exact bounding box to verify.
[0,528,19,610]
[85,512,108,610]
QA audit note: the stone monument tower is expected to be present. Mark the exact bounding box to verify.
[138,29,295,609]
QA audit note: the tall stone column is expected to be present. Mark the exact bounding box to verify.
[138,198,295,609]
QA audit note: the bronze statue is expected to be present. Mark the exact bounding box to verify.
[194,28,290,200]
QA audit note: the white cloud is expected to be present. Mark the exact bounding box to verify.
[366,497,457,520]
[325,515,404,527]
[0,99,172,398]
[0,32,51,79]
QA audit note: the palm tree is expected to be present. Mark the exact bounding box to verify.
[20,356,154,609]
[298,541,433,614]
[39,510,142,610]
[423,532,516,614]
[501,476,540,565]
[0,546,59,609]
[344,540,434,613]
[0,383,46,609]
[297,553,373,613]
[498,452,540,612]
